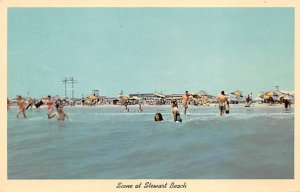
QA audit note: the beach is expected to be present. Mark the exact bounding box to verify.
[7,104,294,179]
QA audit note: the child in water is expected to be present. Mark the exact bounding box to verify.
[48,105,71,121]
[171,101,182,122]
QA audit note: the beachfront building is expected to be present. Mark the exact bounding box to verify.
[165,94,183,105]
[105,97,119,105]
[129,92,166,105]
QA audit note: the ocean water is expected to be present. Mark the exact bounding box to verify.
[7,105,294,179]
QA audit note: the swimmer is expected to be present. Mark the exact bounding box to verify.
[182,91,190,115]
[171,100,182,122]
[46,95,54,111]
[217,91,227,117]
[55,98,63,109]
[154,113,163,121]
[283,94,291,111]
[225,100,230,114]
[137,103,143,112]
[16,95,26,118]
[124,103,129,112]
[26,98,35,110]
[47,105,71,121]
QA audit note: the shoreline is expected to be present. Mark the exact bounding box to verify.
[8,103,293,109]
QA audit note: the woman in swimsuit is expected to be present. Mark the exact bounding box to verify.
[171,101,182,122]
[154,113,163,121]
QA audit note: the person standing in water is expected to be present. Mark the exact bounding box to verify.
[46,95,54,111]
[124,102,129,112]
[217,91,227,117]
[171,100,182,122]
[283,94,291,111]
[182,91,190,115]
[25,98,35,110]
[137,102,143,112]
[225,100,230,114]
[48,105,71,121]
[16,95,26,118]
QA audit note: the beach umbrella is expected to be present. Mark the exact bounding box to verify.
[191,92,198,96]
[154,92,166,98]
[191,93,201,99]
[230,91,243,97]
[87,95,97,100]
[130,96,141,100]
[119,95,129,102]
[119,95,129,105]
[263,95,270,100]
[265,91,280,97]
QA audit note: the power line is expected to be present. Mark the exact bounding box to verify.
[60,77,78,99]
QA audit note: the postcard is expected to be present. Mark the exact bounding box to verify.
[1,0,299,191]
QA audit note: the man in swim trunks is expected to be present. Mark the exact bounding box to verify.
[217,91,227,117]
[182,91,190,115]
[48,105,70,121]
[16,95,26,118]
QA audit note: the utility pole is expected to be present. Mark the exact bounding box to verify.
[61,78,67,98]
[60,77,77,99]
[70,77,77,99]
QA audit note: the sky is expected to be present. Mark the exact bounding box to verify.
[7,8,294,98]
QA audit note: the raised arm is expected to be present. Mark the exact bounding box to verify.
[64,113,72,121]
[47,112,56,119]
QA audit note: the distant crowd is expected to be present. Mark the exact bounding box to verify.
[7,90,292,123]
